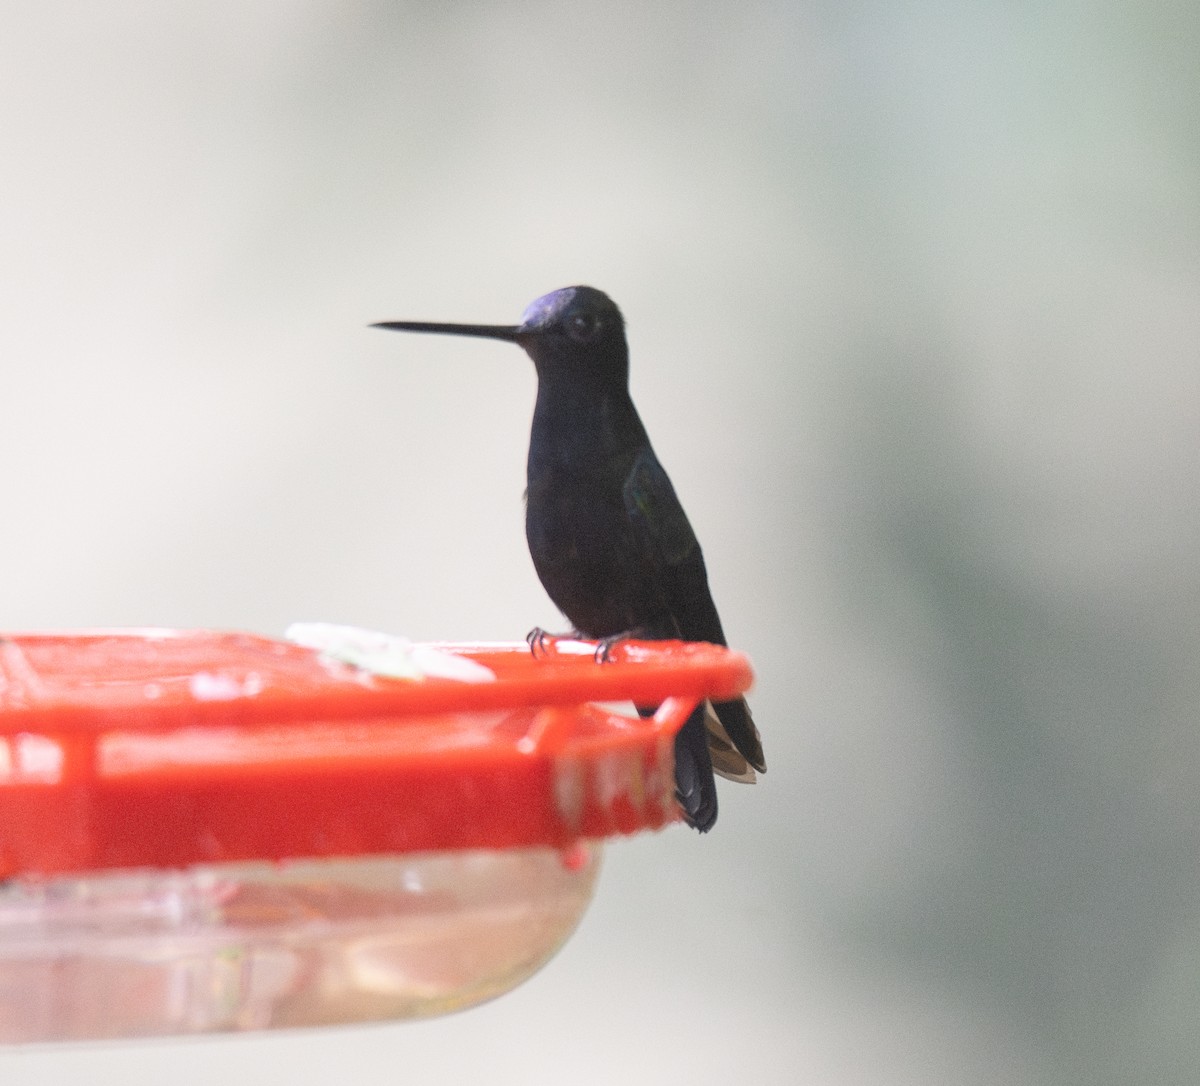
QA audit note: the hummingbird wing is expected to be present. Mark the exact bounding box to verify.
[623,447,766,777]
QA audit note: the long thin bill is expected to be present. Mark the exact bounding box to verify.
[371,320,524,343]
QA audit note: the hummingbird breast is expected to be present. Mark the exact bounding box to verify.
[524,460,662,639]
[524,382,666,638]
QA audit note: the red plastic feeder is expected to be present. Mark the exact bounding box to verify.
[0,627,754,1040]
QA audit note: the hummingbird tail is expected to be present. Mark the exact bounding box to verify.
[637,700,718,832]
[712,696,766,775]
[673,703,718,833]
[704,701,758,783]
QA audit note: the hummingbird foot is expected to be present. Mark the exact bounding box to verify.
[525,626,583,658]
[593,626,658,664]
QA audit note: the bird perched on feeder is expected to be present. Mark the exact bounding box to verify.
[374,286,764,831]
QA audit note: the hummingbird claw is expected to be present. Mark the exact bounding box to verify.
[526,628,552,657]
[526,627,583,657]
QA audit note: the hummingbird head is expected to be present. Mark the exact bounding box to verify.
[373,285,629,384]
[517,286,622,345]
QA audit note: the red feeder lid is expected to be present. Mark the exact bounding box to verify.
[0,629,754,877]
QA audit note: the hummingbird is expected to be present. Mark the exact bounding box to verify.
[373,286,764,831]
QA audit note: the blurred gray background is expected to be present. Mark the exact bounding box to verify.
[2,4,1198,1084]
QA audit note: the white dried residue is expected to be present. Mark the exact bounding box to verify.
[552,755,586,835]
[0,639,47,709]
[592,751,646,816]
[242,672,264,695]
[101,727,254,774]
[0,733,65,784]
[188,671,263,702]
[408,645,496,683]
[284,623,495,684]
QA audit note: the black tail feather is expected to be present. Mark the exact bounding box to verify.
[638,701,718,832]
[673,704,718,832]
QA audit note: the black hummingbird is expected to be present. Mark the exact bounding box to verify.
[373,286,764,831]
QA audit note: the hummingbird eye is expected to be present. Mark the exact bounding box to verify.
[565,312,602,343]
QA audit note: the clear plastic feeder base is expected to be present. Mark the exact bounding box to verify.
[0,844,600,1042]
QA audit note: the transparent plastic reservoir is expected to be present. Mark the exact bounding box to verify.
[0,845,599,1041]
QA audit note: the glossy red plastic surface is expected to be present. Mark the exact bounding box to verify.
[0,631,754,876]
